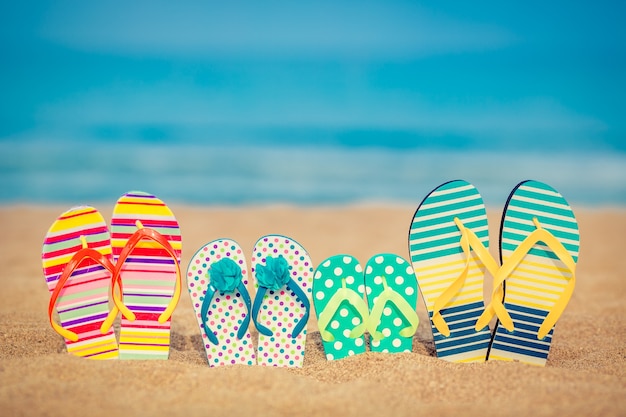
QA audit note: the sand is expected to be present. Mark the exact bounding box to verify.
[0,204,624,417]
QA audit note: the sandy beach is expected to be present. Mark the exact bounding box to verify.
[0,204,624,417]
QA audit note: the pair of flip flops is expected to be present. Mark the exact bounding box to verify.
[409,180,579,366]
[313,254,420,360]
[186,235,314,367]
[42,192,182,360]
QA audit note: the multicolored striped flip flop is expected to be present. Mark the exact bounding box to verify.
[313,255,368,361]
[479,180,579,366]
[365,254,419,353]
[251,235,314,367]
[42,206,119,360]
[108,191,183,360]
[187,239,256,366]
[408,180,497,363]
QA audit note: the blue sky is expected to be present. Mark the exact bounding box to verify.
[1,1,625,152]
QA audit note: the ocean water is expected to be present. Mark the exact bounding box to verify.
[1,136,624,208]
[2,2,625,209]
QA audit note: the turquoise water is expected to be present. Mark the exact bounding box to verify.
[1,137,624,207]
[2,3,624,207]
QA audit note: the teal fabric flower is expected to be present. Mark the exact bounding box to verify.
[256,255,290,291]
[210,258,242,293]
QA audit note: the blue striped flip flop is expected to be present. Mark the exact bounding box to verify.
[313,255,368,360]
[408,180,498,363]
[478,180,579,366]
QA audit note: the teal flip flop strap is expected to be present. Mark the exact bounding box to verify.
[317,280,368,342]
[368,277,419,341]
[200,258,252,345]
[252,255,311,338]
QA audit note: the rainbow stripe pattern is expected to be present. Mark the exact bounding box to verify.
[42,206,118,360]
[409,180,493,363]
[111,191,182,360]
[487,180,579,366]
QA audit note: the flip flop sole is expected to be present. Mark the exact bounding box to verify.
[111,191,182,360]
[187,239,256,366]
[365,254,418,353]
[488,180,579,366]
[42,206,118,359]
[251,235,313,367]
[409,180,492,362]
[313,255,367,360]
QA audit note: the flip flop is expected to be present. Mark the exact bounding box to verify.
[477,180,579,366]
[251,235,313,367]
[408,180,497,363]
[42,206,119,359]
[364,254,419,353]
[313,255,368,360]
[105,191,183,360]
[186,239,256,366]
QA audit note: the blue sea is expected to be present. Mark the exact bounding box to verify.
[1,2,625,208]
[1,135,624,208]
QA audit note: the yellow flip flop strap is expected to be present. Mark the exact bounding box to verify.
[102,221,182,332]
[476,218,576,340]
[431,217,499,337]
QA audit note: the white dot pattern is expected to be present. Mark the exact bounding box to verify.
[313,254,367,361]
[251,235,314,368]
[186,239,256,367]
[365,253,419,354]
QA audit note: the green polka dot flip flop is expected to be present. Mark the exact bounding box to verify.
[313,255,368,361]
[186,239,257,367]
[479,180,579,366]
[365,254,419,354]
[251,235,314,367]
[409,180,497,363]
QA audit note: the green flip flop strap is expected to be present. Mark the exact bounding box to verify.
[317,281,369,342]
[367,278,419,341]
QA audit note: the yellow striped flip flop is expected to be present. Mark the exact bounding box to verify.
[478,180,579,366]
[409,180,497,363]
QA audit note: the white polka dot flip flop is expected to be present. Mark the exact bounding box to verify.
[187,239,257,366]
[365,254,419,354]
[313,255,368,361]
[251,235,314,367]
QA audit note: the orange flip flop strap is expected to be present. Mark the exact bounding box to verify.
[110,226,182,325]
[48,248,117,342]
